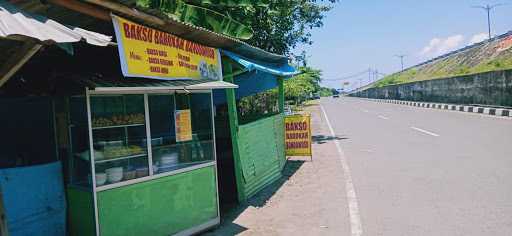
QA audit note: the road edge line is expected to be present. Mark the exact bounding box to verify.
[320,104,363,236]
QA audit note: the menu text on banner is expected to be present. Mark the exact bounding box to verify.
[112,15,222,81]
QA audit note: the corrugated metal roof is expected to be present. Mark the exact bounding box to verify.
[0,1,111,46]
[76,76,236,92]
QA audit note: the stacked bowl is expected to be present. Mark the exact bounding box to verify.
[105,167,123,183]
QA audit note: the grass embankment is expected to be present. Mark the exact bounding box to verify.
[373,39,512,88]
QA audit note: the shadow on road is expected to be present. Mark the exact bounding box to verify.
[202,160,305,235]
[312,135,348,144]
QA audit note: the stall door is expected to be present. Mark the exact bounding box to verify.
[0,162,66,236]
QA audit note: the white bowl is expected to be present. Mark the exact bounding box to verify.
[161,154,179,165]
[107,172,123,183]
[105,167,123,174]
[95,173,107,186]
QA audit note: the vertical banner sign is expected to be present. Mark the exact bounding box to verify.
[175,109,192,142]
[285,114,312,156]
[111,15,222,81]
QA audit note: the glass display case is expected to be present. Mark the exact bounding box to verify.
[66,89,220,236]
[68,92,215,188]
[90,94,149,187]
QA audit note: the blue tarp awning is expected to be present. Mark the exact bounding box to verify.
[221,50,298,77]
[213,49,298,104]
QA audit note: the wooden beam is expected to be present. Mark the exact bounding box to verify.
[46,0,111,21]
[0,40,42,88]
[82,0,167,25]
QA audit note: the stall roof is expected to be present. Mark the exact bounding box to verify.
[0,1,111,46]
[78,77,237,92]
[79,0,288,64]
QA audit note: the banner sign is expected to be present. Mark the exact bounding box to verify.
[175,109,192,142]
[112,15,222,81]
[285,114,312,156]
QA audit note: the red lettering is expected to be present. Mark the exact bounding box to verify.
[123,23,130,38]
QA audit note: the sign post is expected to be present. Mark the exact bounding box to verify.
[285,114,313,161]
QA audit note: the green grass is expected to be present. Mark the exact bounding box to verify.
[373,49,512,88]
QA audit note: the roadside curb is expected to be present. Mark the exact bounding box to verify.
[359,98,512,118]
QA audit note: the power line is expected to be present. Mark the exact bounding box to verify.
[323,69,370,81]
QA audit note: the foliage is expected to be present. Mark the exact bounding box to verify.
[284,66,323,103]
[236,66,326,122]
[135,0,337,55]
[237,90,279,124]
[220,0,337,55]
[318,87,334,97]
[285,67,320,98]
[135,0,254,39]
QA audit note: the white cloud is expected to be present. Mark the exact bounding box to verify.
[420,34,465,57]
[468,33,487,45]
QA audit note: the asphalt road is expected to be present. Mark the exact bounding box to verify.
[320,97,512,236]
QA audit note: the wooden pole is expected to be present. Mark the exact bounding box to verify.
[222,59,246,202]
[0,186,8,236]
[277,76,285,114]
[277,76,287,168]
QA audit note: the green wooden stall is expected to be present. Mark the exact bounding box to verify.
[219,50,298,201]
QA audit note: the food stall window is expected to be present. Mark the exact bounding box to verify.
[148,93,214,174]
[89,95,149,187]
[189,93,215,162]
[148,94,177,174]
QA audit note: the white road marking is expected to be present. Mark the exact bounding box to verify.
[361,109,369,113]
[410,126,440,137]
[320,105,363,236]
[377,115,389,120]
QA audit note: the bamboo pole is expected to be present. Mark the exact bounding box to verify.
[0,40,42,88]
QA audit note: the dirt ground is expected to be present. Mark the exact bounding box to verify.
[203,104,351,236]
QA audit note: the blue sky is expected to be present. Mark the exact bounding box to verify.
[294,0,511,90]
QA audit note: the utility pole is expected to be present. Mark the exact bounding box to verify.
[472,3,506,40]
[368,68,372,84]
[395,55,406,71]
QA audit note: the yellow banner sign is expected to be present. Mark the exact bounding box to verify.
[175,109,192,142]
[112,15,222,80]
[285,114,312,156]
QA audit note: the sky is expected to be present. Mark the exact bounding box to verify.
[294,0,512,90]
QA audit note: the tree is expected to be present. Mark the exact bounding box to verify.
[136,0,337,55]
[284,66,323,104]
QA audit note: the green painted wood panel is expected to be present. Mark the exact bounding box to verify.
[238,114,284,198]
[96,166,218,236]
[67,187,95,236]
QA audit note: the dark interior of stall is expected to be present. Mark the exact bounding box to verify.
[214,98,239,211]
